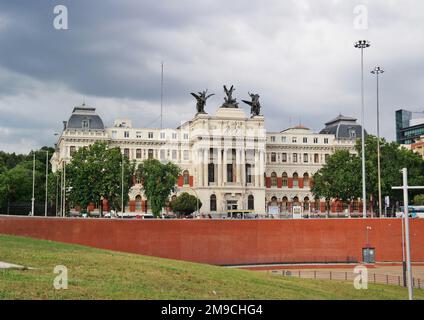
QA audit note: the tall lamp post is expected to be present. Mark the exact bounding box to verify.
[371,66,384,218]
[31,152,35,216]
[44,150,49,217]
[354,40,371,218]
[121,153,124,218]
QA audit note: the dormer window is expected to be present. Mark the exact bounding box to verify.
[82,119,90,129]
[349,129,357,139]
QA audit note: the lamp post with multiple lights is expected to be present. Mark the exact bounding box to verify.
[354,40,371,218]
[371,66,384,217]
[31,152,35,216]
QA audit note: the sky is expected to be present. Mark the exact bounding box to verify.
[1,0,424,153]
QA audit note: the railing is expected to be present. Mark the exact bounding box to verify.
[268,269,424,290]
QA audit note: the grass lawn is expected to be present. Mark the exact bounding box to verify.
[0,234,422,300]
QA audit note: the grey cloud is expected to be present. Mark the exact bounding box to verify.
[1,0,424,151]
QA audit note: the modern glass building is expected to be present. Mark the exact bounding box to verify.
[396,109,424,145]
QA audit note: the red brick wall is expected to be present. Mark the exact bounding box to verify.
[0,217,423,265]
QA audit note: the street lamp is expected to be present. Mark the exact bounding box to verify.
[371,67,384,218]
[44,150,49,217]
[31,152,35,216]
[121,153,124,219]
[354,40,371,218]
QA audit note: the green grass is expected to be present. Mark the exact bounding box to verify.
[0,234,422,300]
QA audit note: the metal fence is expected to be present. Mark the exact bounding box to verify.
[268,269,424,290]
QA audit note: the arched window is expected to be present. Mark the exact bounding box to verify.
[293,196,300,206]
[271,196,278,206]
[210,194,217,212]
[303,197,310,211]
[293,173,299,187]
[135,195,142,211]
[248,195,254,210]
[282,172,288,187]
[271,172,277,187]
[183,170,190,185]
[282,196,288,211]
[303,173,309,187]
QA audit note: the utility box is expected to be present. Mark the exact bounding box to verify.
[362,247,376,263]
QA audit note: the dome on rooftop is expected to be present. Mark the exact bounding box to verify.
[65,104,105,130]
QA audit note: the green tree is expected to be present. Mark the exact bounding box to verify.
[414,195,424,206]
[137,159,180,217]
[169,192,202,217]
[0,147,55,213]
[311,150,361,206]
[312,135,424,211]
[66,142,135,214]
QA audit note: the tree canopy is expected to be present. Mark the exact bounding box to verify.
[170,192,202,217]
[65,142,135,213]
[0,147,55,210]
[137,159,180,217]
[312,135,424,207]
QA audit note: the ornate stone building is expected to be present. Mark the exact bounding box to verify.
[51,102,360,216]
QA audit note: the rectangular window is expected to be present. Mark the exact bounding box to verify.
[325,154,330,163]
[160,149,165,160]
[208,163,215,183]
[246,164,252,184]
[124,131,130,138]
[70,146,76,156]
[314,137,318,144]
[136,149,142,159]
[282,153,287,162]
[172,133,177,139]
[148,132,154,139]
[324,138,329,144]
[270,136,276,142]
[303,153,309,163]
[172,150,177,160]
[148,149,154,159]
[314,153,319,163]
[292,137,297,143]
[281,136,287,143]
[293,153,298,163]
[303,137,308,143]
[227,163,233,182]
[160,132,166,139]
[183,133,189,140]
[136,131,142,138]
[183,150,189,160]
[124,148,130,158]
[271,152,276,162]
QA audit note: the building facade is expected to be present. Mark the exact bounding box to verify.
[51,103,360,216]
[396,109,424,145]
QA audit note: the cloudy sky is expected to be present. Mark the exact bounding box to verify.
[1,0,424,153]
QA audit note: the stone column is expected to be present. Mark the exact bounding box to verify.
[236,149,241,184]
[203,148,209,187]
[260,150,265,187]
[198,149,203,187]
[254,150,259,187]
[241,150,246,187]
[223,148,228,185]
[217,148,222,187]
